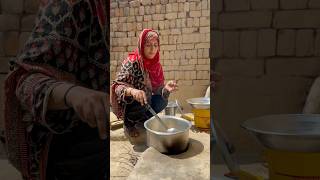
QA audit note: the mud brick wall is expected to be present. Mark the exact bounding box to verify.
[110,0,210,112]
[212,0,320,162]
[0,0,39,130]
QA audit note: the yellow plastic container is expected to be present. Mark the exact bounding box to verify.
[265,149,320,180]
[192,109,210,129]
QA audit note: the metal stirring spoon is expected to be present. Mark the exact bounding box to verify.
[145,104,178,133]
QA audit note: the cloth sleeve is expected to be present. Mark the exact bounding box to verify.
[16,72,76,134]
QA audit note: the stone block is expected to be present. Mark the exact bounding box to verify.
[120,1,129,8]
[219,12,272,29]
[309,0,320,8]
[257,29,276,57]
[277,30,295,56]
[200,17,210,26]
[150,6,156,14]
[184,2,190,11]
[186,18,193,27]
[193,17,200,27]
[201,0,208,10]
[169,19,176,28]
[198,58,209,65]
[152,14,164,21]
[171,28,181,35]
[141,0,152,5]
[251,0,278,10]
[296,29,314,57]
[2,0,23,13]
[197,71,209,80]
[178,2,184,12]
[3,32,19,56]
[280,0,308,9]
[190,2,196,11]
[203,49,209,58]
[197,49,203,58]
[0,33,4,56]
[193,80,209,86]
[24,0,39,13]
[165,13,178,19]
[223,31,239,58]
[196,64,210,71]
[200,27,210,33]
[315,30,320,56]
[151,0,160,5]
[161,45,176,51]
[212,30,223,58]
[144,15,152,21]
[0,15,19,31]
[21,15,36,31]
[225,0,250,11]
[190,10,201,17]
[139,6,144,15]
[240,31,257,58]
[130,0,140,7]
[160,0,168,4]
[274,10,320,28]
[202,10,209,17]
[166,4,172,12]
[0,57,10,73]
[215,59,264,76]
[182,27,197,34]
[158,21,165,29]
[111,2,118,8]
[266,58,320,77]
[172,3,179,12]
[178,12,186,18]
[188,58,197,65]
[178,44,194,50]
[212,0,223,12]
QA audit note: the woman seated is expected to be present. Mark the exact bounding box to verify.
[111,29,178,146]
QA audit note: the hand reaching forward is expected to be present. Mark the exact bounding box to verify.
[66,86,108,140]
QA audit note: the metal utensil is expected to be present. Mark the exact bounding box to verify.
[213,118,264,180]
[164,101,178,116]
[144,115,191,154]
[175,99,184,115]
[186,97,210,109]
[145,104,178,133]
[212,118,239,173]
[242,114,320,152]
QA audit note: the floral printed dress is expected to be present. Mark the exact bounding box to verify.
[4,0,109,179]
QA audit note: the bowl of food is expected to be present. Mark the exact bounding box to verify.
[242,114,320,152]
[186,97,210,109]
[144,115,191,154]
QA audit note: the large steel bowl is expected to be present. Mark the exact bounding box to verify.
[186,97,210,109]
[241,114,320,152]
[144,115,191,154]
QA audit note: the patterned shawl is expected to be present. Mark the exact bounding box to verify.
[4,0,108,179]
[111,29,165,119]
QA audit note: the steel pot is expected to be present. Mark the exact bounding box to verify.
[186,97,210,109]
[144,115,191,154]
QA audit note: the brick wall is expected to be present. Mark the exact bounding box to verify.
[212,0,320,162]
[110,0,210,111]
[0,0,39,130]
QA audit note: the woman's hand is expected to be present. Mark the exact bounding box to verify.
[66,86,108,140]
[164,80,178,93]
[129,88,147,106]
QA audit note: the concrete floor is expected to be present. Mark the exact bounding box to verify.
[0,159,22,180]
[212,163,268,179]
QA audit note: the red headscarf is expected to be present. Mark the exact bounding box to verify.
[133,29,164,91]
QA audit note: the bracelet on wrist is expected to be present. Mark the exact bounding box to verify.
[64,85,78,108]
